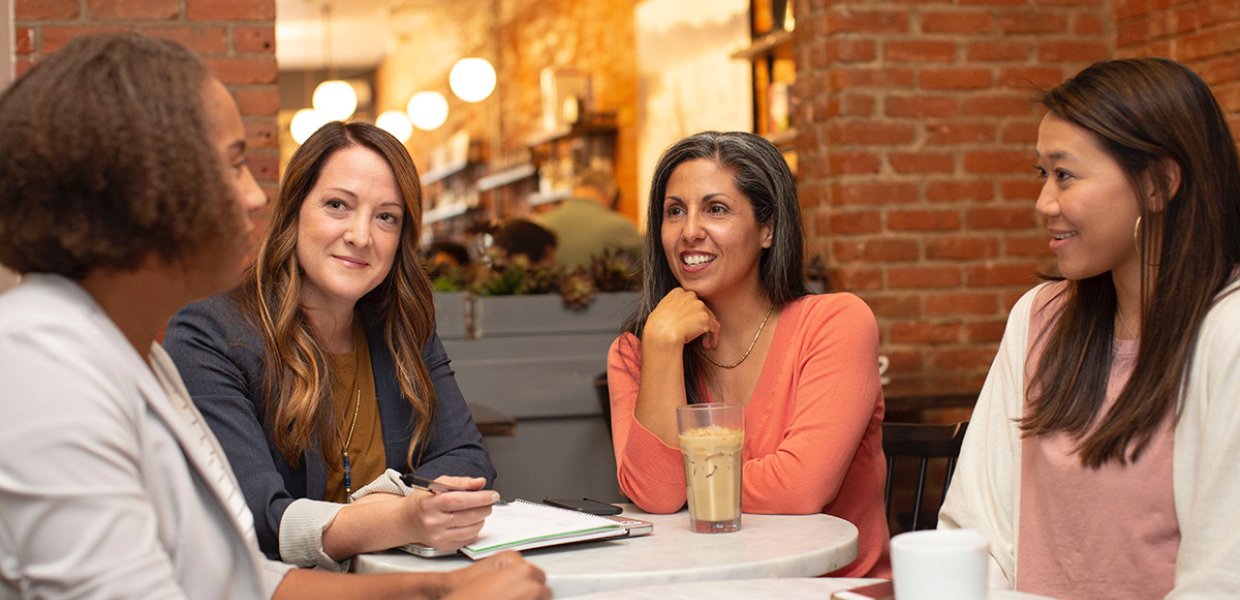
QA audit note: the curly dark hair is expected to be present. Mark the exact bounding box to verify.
[0,32,238,279]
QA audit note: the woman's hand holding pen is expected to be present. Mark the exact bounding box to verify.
[401,475,498,551]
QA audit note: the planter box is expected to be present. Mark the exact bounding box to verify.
[471,292,639,337]
[439,291,639,502]
[432,291,469,340]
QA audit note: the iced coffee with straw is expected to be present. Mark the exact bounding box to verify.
[676,404,744,533]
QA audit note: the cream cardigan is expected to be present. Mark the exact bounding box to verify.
[939,277,1240,598]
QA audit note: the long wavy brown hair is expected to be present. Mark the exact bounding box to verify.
[1022,58,1240,467]
[235,121,437,470]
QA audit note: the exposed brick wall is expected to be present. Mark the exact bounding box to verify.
[1115,0,1240,142]
[14,0,280,204]
[795,0,1111,390]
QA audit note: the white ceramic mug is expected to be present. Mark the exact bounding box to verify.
[878,355,891,386]
[890,529,988,600]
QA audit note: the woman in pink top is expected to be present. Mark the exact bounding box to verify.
[607,131,890,577]
[940,59,1240,598]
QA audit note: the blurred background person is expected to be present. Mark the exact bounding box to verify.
[537,168,642,269]
[493,218,559,268]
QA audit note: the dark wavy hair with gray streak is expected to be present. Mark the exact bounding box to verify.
[623,131,810,404]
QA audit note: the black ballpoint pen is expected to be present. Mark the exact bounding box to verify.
[401,473,507,505]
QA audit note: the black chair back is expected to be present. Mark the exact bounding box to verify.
[593,371,611,435]
[882,421,969,532]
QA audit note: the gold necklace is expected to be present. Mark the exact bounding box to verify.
[704,304,774,370]
[341,386,362,498]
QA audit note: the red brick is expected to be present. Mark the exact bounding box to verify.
[889,152,956,174]
[205,58,278,85]
[1178,23,1240,62]
[889,266,963,289]
[15,28,34,54]
[828,121,918,145]
[928,348,998,370]
[244,118,279,149]
[1001,179,1043,201]
[859,294,923,319]
[966,320,1008,343]
[1000,121,1039,144]
[831,182,921,206]
[926,122,997,144]
[1114,0,1151,21]
[888,209,962,231]
[879,348,924,372]
[967,41,1032,62]
[828,39,877,63]
[965,264,1039,287]
[234,25,275,54]
[1200,1,1240,27]
[832,238,921,262]
[966,207,1036,229]
[921,68,993,90]
[964,150,1032,174]
[246,151,279,183]
[886,96,958,118]
[829,67,917,90]
[187,0,275,20]
[88,0,179,19]
[840,94,876,116]
[1006,234,1051,257]
[925,292,1000,317]
[827,210,883,234]
[833,267,884,291]
[998,67,1067,90]
[1117,18,1151,48]
[826,9,910,34]
[959,0,1030,4]
[885,40,956,63]
[16,0,80,19]
[926,236,1001,259]
[998,12,1068,34]
[1196,54,1240,88]
[828,151,881,175]
[926,180,994,203]
[1038,41,1110,63]
[234,88,280,116]
[41,26,128,53]
[922,10,994,34]
[961,95,1037,117]
[1074,12,1106,35]
[891,321,962,343]
[144,26,229,54]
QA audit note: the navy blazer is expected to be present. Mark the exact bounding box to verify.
[163,294,495,560]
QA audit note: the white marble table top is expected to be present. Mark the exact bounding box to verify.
[353,505,859,597]
[569,578,1056,599]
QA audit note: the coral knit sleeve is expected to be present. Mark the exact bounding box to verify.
[607,293,891,577]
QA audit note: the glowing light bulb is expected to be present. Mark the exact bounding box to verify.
[406,91,449,131]
[290,108,329,144]
[312,80,357,121]
[376,110,413,143]
[449,57,497,103]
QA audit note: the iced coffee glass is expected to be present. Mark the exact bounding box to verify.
[676,403,744,533]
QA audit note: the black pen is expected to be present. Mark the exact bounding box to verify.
[401,473,507,505]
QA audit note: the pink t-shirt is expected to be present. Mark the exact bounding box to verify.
[607,293,891,577]
[1017,283,1180,599]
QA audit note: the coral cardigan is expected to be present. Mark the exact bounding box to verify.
[608,293,891,577]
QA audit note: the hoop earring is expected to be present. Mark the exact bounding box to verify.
[1133,214,1161,267]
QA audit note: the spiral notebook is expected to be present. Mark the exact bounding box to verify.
[458,499,629,559]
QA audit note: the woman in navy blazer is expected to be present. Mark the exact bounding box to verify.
[165,122,496,570]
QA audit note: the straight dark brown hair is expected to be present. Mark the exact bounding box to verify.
[1022,58,1240,467]
[623,131,810,404]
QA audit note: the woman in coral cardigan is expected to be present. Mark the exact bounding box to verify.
[607,131,890,577]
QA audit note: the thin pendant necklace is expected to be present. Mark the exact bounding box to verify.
[1117,308,1139,340]
[341,386,362,498]
[704,304,774,370]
